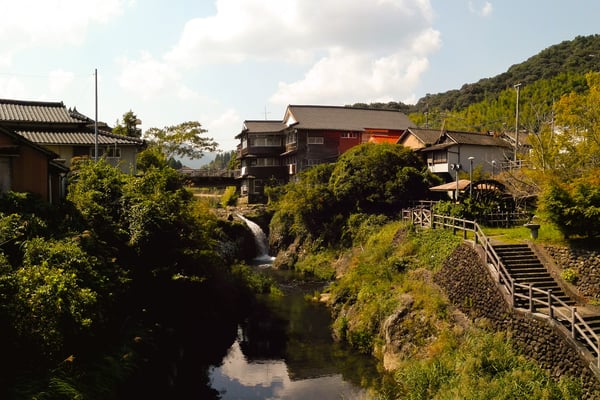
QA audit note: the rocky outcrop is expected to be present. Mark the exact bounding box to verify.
[434,244,600,399]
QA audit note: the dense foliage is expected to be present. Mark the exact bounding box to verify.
[269,143,440,249]
[0,160,252,399]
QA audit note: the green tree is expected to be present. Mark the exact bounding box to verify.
[144,121,218,161]
[66,159,127,244]
[330,143,439,214]
[113,110,142,138]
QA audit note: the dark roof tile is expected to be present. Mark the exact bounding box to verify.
[0,99,80,123]
[285,105,416,131]
[18,130,144,146]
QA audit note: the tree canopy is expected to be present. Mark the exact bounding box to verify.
[113,110,142,138]
[144,121,218,161]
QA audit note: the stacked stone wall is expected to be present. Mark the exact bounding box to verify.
[434,244,600,399]
[545,245,600,300]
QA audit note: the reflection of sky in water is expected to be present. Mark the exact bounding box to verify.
[209,340,368,400]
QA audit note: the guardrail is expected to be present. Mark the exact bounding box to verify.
[403,208,600,368]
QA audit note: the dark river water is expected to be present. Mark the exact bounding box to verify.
[207,268,381,399]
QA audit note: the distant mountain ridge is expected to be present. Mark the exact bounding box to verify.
[415,34,600,112]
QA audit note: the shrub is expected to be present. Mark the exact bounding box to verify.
[561,268,579,284]
[221,186,238,207]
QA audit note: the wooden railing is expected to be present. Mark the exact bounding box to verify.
[403,208,600,368]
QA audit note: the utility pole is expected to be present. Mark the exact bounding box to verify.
[94,68,98,162]
[514,83,522,165]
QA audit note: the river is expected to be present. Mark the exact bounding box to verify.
[208,268,381,399]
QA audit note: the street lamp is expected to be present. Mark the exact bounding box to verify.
[450,163,461,202]
[468,156,475,198]
[491,160,496,177]
[514,83,522,165]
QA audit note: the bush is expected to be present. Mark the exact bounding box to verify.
[221,186,238,207]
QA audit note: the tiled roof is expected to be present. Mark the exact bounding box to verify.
[243,120,286,133]
[443,131,511,147]
[403,128,442,145]
[285,105,416,131]
[18,130,144,146]
[0,99,81,123]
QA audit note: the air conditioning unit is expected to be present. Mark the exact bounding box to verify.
[288,164,296,174]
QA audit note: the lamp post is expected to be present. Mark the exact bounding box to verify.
[450,163,461,202]
[468,156,475,198]
[514,83,522,166]
[491,160,496,178]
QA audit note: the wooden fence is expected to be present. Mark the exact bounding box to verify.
[402,208,600,368]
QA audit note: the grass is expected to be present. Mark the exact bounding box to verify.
[482,223,566,245]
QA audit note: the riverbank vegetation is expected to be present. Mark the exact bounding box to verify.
[0,157,261,399]
[267,143,585,398]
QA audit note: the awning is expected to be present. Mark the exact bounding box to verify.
[430,179,471,191]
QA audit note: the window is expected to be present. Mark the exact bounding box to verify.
[250,135,282,147]
[0,158,10,193]
[249,157,279,167]
[307,136,324,145]
[286,131,297,144]
[91,146,121,158]
[341,132,358,139]
[432,151,447,164]
[253,179,264,194]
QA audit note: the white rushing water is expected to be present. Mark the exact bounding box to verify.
[236,214,275,263]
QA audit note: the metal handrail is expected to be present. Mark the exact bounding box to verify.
[404,208,600,368]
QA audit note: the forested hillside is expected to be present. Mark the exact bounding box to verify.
[352,34,600,132]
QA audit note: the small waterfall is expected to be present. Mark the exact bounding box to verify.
[236,214,274,263]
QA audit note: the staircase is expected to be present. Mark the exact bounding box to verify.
[493,244,600,353]
[493,244,575,308]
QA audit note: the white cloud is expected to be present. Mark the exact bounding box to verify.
[0,76,27,98]
[116,0,440,130]
[117,52,182,100]
[469,1,493,17]
[164,0,436,67]
[270,29,440,106]
[48,70,75,94]
[0,0,126,69]
[0,0,125,48]
[207,108,242,150]
[482,2,493,17]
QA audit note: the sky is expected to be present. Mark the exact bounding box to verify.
[0,0,599,165]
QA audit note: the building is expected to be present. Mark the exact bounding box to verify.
[236,120,287,203]
[0,125,68,202]
[281,105,415,175]
[417,130,512,180]
[236,105,416,203]
[0,99,145,175]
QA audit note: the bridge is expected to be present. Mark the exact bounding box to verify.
[179,168,241,190]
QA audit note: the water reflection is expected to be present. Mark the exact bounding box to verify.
[209,278,378,400]
[210,336,367,399]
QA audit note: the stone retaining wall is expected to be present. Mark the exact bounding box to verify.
[434,244,600,399]
[544,245,600,300]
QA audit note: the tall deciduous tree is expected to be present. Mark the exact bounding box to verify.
[144,121,218,161]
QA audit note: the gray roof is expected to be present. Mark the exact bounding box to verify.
[243,120,286,133]
[443,131,511,147]
[284,105,416,131]
[402,128,442,145]
[18,130,144,146]
[0,99,82,123]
